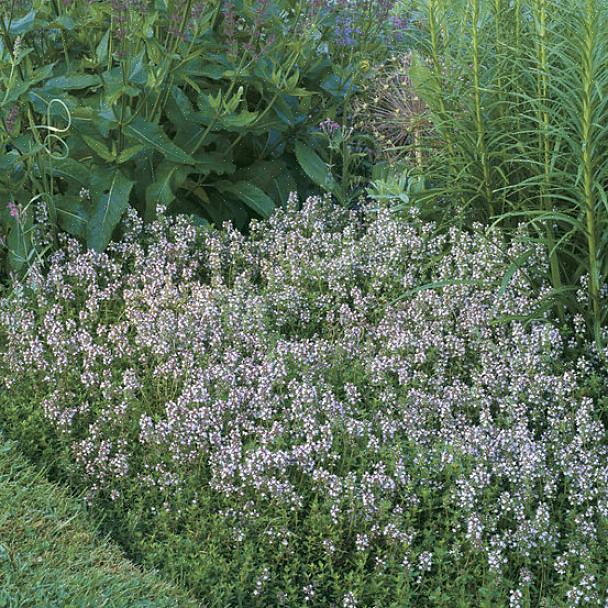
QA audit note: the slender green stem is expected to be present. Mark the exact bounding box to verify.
[470,0,494,219]
[532,0,564,321]
[580,0,602,346]
[426,0,458,200]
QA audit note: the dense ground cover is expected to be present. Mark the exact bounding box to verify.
[1,198,608,606]
[2,0,608,606]
[0,438,198,607]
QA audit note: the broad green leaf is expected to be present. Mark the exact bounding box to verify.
[101,67,140,103]
[82,135,115,162]
[11,133,42,156]
[320,73,350,98]
[221,110,259,130]
[30,63,55,86]
[124,117,195,164]
[131,147,158,206]
[166,86,194,129]
[3,80,31,104]
[236,160,285,188]
[55,194,89,238]
[6,202,34,273]
[96,29,110,65]
[294,140,336,193]
[66,106,115,138]
[145,162,189,217]
[204,195,249,228]
[193,151,236,176]
[0,151,25,184]
[45,74,102,90]
[49,158,91,185]
[174,125,207,151]
[184,179,211,205]
[52,15,75,30]
[7,221,29,273]
[128,50,148,86]
[146,166,178,208]
[272,170,298,205]
[8,10,36,35]
[214,181,275,218]
[0,151,21,172]
[176,58,227,80]
[87,170,134,251]
[116,144,145,164]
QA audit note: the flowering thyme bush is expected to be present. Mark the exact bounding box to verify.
[1,197,608,606]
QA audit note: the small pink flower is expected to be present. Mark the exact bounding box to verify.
[7,200,19,219]
[319,118,341,135]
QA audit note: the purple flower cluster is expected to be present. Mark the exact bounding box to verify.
[334,13,362,47]
[318,0,405,48]
[319,117,341,135]
[1,196,607,602]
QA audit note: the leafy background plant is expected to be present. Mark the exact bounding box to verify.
[1,0,403,276]
[398,0,608,347]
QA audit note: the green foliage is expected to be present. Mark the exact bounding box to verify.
[404,0,608,347]
[366,161,425,208]
[0,0,397,274]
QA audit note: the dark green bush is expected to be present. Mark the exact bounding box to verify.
[0,0,400,274]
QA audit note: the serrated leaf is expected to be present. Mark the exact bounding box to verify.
[124,117,195,164]
[87,170,134,251]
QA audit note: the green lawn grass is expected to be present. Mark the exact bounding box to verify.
[0,439,199,608]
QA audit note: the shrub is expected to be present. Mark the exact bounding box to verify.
[0,0,401,274]
[1,196,607,606]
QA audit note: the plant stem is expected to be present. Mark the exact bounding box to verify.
[470,0,494,219]
[580,0,602,346]
[533,0,564,321]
